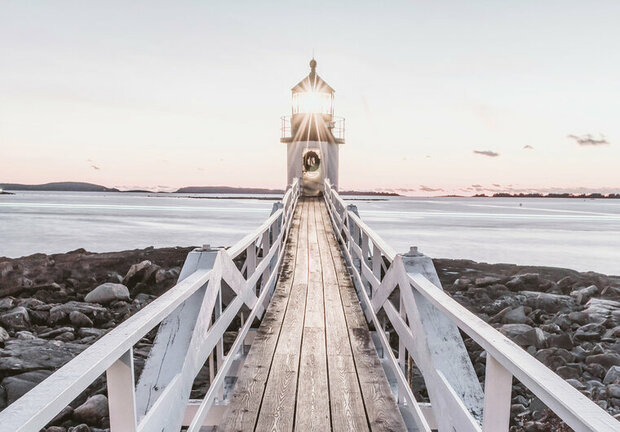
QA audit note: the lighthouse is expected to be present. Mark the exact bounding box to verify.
[281,59,345,196]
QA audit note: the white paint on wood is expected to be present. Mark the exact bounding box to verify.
[106,349,137,432]
[483,355,513,432]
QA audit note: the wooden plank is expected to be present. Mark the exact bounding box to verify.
[219,200,304,432]
[317,208,351,358]
[295,327,330,431]
[254,353,299,431]
[254,198,310,431]
[327,354,370,432]
[304,199,325,329]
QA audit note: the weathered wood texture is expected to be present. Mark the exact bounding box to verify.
[220,198,406,432]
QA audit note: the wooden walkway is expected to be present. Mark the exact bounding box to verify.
[220,198,406,432]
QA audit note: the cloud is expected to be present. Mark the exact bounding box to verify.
[567,134,609,146]
[90,165,100,170]
[492,183,501,187]
[473,150,499,157]
[471,184,482,188]
[523,145,534,150]
[395,187,417,192]
[419,185,444,192]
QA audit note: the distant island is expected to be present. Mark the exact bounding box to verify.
[0,182,402,196]
[474,192,620,199]
[0,182,120,192]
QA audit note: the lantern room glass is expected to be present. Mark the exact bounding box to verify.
[292,91,333,115]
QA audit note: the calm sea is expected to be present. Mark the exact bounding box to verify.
[1,192,619,275]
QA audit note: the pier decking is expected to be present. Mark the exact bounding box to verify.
[220,198,407,431]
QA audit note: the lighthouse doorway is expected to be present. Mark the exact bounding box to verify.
[302,150,322,196]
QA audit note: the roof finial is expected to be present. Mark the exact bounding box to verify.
[309,58,317,71]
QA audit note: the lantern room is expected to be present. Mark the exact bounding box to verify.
[291,59,334,115]
[281,59,345,197]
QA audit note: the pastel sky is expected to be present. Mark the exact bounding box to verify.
[1,1,619,195]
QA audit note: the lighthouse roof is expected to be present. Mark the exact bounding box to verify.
[291,59,335,94]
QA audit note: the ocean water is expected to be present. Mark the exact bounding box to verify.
[1,192,619,275]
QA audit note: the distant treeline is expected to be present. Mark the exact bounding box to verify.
[473,193,620,199]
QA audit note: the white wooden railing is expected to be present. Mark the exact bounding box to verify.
[323,180,619,432]
[0,180,300,432]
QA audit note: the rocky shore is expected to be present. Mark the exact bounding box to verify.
[0,247,618,431]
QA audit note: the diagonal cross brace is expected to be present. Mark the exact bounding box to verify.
[400,251,484,431]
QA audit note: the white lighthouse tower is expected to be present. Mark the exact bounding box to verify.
[281,59,345,196]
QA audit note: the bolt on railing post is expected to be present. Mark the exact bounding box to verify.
[482,354,513,431]
[107,349,137,432]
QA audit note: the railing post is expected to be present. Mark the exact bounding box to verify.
[107,349,137,432]
[135,247,217,417]
[482,355,512,432]
[398,295,406,404]
[246,243,257,278]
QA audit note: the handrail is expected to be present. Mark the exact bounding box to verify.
[323,179,618,432]
[0,179,301,432]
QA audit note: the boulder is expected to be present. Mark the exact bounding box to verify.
[570,285,599,305]
[521,291,574,313]
[546,333,573,349]
[38,327,74,339]
[582,298,620,325]
[16,298,46,309]
[0,306,30,330]
[49,302,110,325]
[535,348,574,369]
[55,331,76,342]
[504,306,528,324]
[475,276,501,287]
[0,298,15,310]
[585,363,607,379]
[69,311,94,327]
[0,326,9,343]
[557,276,577,293]
[499,324,545,347]
[1,369,52,404]
[506,273,542,291]
[0,338,86,372]
[15,330,36,340]
[604,365,620,384]
[556,364,581,380]
[574,323,604,342]
[84,283,130,304]
[608,383,620,398]
[122,260,159,287]
[586,352,620,369]
[73,394,109,426]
